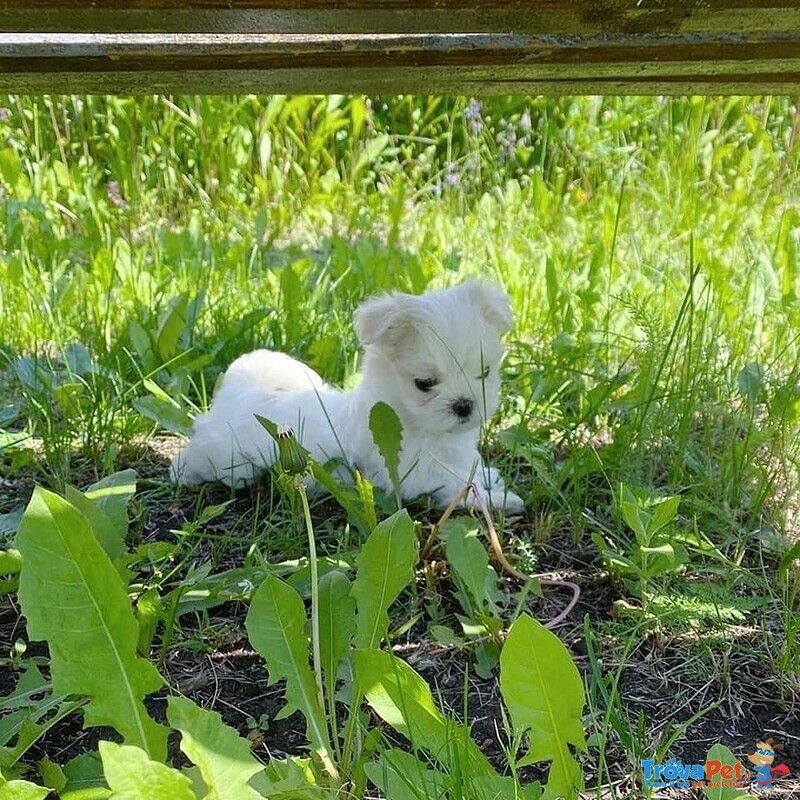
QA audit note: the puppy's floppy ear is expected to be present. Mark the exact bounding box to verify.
[356,293,420,347]
[355,294,396,345]
[466,279,514,332]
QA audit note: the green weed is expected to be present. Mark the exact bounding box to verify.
[1,93,799,796]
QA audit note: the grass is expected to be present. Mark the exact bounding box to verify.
[1,94,799,795]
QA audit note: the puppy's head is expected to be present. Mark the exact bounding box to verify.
[356,279,512,433]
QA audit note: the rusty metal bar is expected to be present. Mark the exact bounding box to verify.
[0,2,799,94]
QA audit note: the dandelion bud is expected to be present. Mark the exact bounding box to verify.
[276,424,310,475]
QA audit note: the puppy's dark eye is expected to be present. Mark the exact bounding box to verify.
[414,378,437,393]
[478,366,490,380]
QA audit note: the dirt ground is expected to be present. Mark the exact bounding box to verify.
[1,456,798,798]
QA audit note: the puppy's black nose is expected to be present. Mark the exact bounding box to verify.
[451,398,474,419]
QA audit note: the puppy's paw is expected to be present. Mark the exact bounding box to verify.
[487,487,525,514]
[479,468,524,513]
[463,481,524,514]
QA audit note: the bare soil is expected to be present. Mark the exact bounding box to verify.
[1,453,798,798]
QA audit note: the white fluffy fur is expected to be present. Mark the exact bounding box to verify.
[170,280,523,511]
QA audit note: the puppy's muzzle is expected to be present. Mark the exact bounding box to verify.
[451,398,474,421]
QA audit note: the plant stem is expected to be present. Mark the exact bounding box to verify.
[338,659,362,788]
[296,479,343,784]
[297,480,326,718]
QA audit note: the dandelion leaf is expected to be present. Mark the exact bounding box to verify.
[500,614,585,800]
[16,488,167,759]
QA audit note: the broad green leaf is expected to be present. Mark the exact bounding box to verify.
[167,696,261,800]
[736,362,764,406]
[368,401,403,497]
[648,494,681,536]
[352,510,418,650]
[0,403,21,427]
[53,382,86,415]
[127,322,157,372]
[84,470,137,537]
[62,342,101,377]
[500,614,585,800]
[61,751,109,799]
[245,575,335,776]
[590,531,639,576]
[474,639,501,680]
[182,766,209,800]
[63,486,125,563]
[355,648,495,778]
[703,744,756,800]
[0,663,49,750]
[318,570,355,695]
[100,741,198,800]
[443,520,495,615]
[428,625,464,647]
[11,357,49,392]
[0,431,32,451]
[307,334,340,376]
[620,498,650,544]
[0,663,80,771]
[634,542,684,578]
[0,549,21,575]
[195,500,235,527]
[0,577,18,599]
[133,396,193,435]
[112,238,132,283]
[0,715,45,771]
[38,757,66,793]
[141,377,177,404]
[16,488,167,759]
[156,291,189,361]
[0,775,49,800]
[364,749,449,800]
[249,757,322,799]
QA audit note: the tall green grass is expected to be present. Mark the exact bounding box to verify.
[1,96,798,800]
[1,95,798,558]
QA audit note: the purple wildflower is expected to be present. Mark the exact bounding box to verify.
[465,98,484,136]
[445,161,460,187]
[0,108,10,122]
[107,181,127,209]
[498,127,518,160]
[505,128,517,150]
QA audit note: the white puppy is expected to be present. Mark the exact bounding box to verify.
[170,280,523,511]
